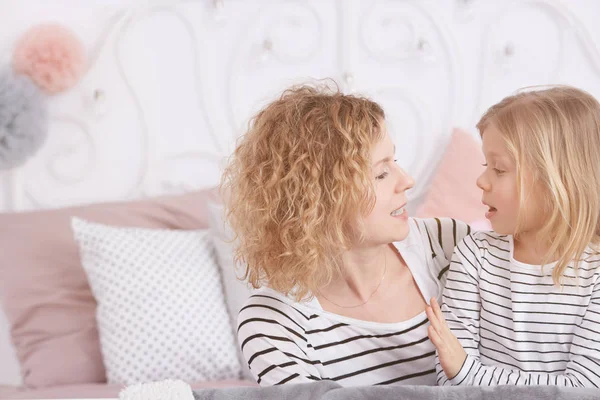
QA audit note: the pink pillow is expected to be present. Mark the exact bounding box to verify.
[416,128,488,224]
[0,189,219,388]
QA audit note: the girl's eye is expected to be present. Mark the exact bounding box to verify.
[482,163,505,175]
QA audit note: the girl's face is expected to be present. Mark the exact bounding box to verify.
[476,124,546,236]
[360,127,415,245]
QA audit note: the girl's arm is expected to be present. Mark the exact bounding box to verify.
[428,233,482,385]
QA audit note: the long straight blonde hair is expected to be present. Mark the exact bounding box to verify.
[477,86,600,284]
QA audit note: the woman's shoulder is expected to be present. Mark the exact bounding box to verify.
[407,217,470,260]
[410,217,470,241]
[238,287,319,325]
[240,287,295,310]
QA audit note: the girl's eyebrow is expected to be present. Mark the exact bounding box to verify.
[484,150,507,159]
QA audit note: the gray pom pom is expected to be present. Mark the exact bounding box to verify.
[0,68,48,170]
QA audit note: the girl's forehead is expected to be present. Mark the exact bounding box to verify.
[482,127,509,156]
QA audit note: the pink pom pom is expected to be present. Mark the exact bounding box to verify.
[12,24,86,94]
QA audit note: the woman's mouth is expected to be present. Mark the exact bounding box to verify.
[391,207,407,219]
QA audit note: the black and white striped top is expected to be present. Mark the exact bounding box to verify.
[439,231,600,387]
[237,218,470,386]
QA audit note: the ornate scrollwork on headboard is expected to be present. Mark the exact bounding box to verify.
[2,0,599,212]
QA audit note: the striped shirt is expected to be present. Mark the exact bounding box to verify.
[238,218,470,386]
[438,231,600,387]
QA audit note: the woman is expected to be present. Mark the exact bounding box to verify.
[221,84,469,386]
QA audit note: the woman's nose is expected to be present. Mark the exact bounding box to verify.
[397,169,415,192]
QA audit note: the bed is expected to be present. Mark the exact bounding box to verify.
[0,0,599,398]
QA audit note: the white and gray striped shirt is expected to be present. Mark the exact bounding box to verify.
[238,218,470,386]
[439,231,600,387]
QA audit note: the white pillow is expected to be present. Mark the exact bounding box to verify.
[206,201,255,323]
[71,218,242,385]
[206,201,255,380]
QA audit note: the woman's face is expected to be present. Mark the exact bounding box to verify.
[360,127,415,246]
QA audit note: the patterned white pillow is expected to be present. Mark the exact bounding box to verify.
[71,218,241,385]
[206,201,255,381]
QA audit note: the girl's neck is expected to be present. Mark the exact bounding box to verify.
[513,231,555,265]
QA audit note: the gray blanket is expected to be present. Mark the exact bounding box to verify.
[193,381,600,400]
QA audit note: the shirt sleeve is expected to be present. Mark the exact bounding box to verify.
[237,296,321,386]
[415,218,471,282]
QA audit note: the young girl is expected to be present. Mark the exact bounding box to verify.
[426,86,600,387]
[223,83,470,386]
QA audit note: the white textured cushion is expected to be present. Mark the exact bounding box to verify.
[206,201,254,325]
[71,218,241,385]
[206,201,255,380]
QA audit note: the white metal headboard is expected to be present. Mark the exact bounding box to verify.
[1,0,599,213]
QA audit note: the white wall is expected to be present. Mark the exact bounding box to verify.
[0,0,599,386]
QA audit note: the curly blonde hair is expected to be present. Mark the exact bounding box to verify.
[477,86,600,284]
[221,83,385,301]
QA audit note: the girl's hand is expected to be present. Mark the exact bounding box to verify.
[426,297,467,379]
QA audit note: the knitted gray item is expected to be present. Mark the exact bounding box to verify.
[0,68,48,170]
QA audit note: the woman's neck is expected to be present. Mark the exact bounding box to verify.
[321,244,390,303]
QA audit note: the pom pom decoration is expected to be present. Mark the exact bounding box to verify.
[13,24,86,94]
[0,68,48,170]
